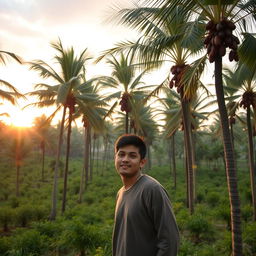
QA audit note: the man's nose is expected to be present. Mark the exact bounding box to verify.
[122,154,129,161]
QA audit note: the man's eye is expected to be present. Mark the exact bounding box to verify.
[130,154,137,158]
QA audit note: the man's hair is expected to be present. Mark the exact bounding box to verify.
[115,134,147,159]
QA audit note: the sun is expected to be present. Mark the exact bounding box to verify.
[2,108,34,128]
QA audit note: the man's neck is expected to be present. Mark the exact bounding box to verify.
[121,172,142,190]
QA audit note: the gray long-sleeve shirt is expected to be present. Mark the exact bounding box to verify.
[113,174,179,256]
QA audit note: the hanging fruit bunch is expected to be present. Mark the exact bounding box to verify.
[169,63,188,94]
[229,115,236,125]
[82,116,89,128]
[120,92,132,113]
[240,90,256,109]
[66,94,76,114]
[204,17,240,63]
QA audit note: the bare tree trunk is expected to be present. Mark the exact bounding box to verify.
[61,108,72,214]
[246,107,256,221]
[49,106,66,221]
[41,141,45,181]
[125,112,129,133]
[171,134,177,189]
[214,56,242,255]
[181,98,194,214]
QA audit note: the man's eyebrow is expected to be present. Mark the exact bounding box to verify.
[117,150,138,154]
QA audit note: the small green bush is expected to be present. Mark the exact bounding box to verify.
[58,218,103,256]
[0,207,15,232]
[15,205,33,227]
[186,214,215,243]
[206,192,220,207]
[10,229,49,256]
[243,222,256,255]
[0,236,11,255]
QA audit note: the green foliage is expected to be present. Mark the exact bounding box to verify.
[206,192,220,207]
[10,229,49,256]
[186,214,215,243]
[0,207,15,232]
[0,236,11,255]
[215,204,231,230]
[58,218,104,255]
[15,205,34,227]
[243,222,256,255]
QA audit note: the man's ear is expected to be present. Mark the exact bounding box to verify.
[140,158,146,168]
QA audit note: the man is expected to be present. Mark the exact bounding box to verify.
[113,134,179,256]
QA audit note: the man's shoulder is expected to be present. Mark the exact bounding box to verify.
[140,175,163,190]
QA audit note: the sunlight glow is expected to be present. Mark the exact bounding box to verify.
[8,109,34,127]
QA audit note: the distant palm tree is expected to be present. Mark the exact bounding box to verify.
[97,53,151,133]
[29,39,91,219]
[32,114,52,181]
[6,128,31,197]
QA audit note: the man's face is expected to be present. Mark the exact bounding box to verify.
[115,145,146,178]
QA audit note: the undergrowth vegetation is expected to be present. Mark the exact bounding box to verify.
[0,155,255,256]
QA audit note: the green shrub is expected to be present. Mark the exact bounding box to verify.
[206,192,220,207]
[10,229,49,256]
[186,214,215,243]
[0,236,11,255]
[0,207,15,232]
[243,222,256,255]
[58,218,103,256]
[9,197,20,208]
[177,238,196,256]
[15,205,33,227]
[215,204,231,230]
[241,205,253,222]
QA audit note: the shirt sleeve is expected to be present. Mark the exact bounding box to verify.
[149,185,180,256]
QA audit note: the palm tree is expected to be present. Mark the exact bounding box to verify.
[76,80,107,203]
[32,114,52,181]
[6,128,31,197]
[29,38,91,219]
[97,53,152,133]
[224,58,256,221]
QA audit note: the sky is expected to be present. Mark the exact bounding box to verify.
[1,0,162,127]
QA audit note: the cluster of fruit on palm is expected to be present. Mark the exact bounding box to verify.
[169,64,188,93]
[240,90,256,109]
[66,94,76,113]
[120,92,132,112]
[204,18,240,63]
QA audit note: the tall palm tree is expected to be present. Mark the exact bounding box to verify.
[29,38,91,219]
[118,1,255,254]
[224,57,256,221]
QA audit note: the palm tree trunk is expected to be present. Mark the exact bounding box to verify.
[84,125,90,188]
[125,112,129,133]
[171,134,177,189]
[61,108,72,214]
[49,106,66,221]
[246,107,256,221]
[214,56,242,255]
[181,98,194,214]
[41,141,45,182]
